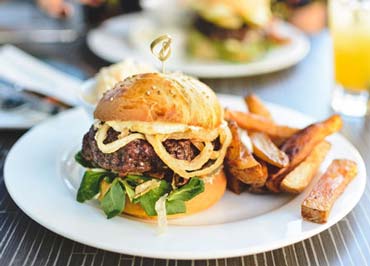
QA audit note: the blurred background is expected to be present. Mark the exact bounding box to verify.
[1,2,370,265]
[0,0,368,129]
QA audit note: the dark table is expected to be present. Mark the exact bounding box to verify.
[0,31,369,266]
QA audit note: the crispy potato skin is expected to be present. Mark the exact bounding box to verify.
[250,132,289,168]
[224,96,342,198]
[225,110,299,139]
[244,94,288,149]
[244,94,273,121]
[266,115,342,192]
[301,159,358,223]
[224,120,247,194]
[225,170,246,194]
[225,121,267,192]
[227,159,267,187]
[281,141,331,193]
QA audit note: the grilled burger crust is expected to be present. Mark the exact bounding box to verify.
[82,126,198,176]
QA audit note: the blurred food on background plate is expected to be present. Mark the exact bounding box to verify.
[272,0,327,34]
[186,0,290,62]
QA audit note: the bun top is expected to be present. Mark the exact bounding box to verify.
[94,72,223,129]
[188,0,271,28]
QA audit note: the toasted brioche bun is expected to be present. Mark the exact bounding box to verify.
[99,171,226,220]
[94,72,223,130]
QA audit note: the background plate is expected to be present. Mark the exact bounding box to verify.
[4,95,366,259]
[87,13,310,78]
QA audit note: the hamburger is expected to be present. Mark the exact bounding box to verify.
[186,0,285,62]
[75,72,232,222]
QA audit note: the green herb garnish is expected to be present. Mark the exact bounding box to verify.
[100,179,126,219]
[76,170,110,203]
[74,151,95,168]
[166,200,186,215]
[167,177,205,202]
[75,149,206,218]
[135,180,171,216]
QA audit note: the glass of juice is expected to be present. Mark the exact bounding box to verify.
[329,0,370,117]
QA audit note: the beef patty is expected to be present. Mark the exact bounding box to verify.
[81,126,198,176]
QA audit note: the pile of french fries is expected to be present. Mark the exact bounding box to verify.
[224,94,358,223]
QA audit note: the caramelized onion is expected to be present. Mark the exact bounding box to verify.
[146,136,214,171]
[146,123,232,178]
[95,124,145,153]
[94,121,232,179]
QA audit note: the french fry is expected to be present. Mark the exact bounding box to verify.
[270,136,288,147]
[244,95,290,146]
[250,132,289,168]
[234,158,267,187]
[226,171,246,194]
[301,159,358,223]
[281,141,331,193]
[225,121,267,188]
[226,121,260,168]
[266,115,343,192]
[244,94,273,120]
[247,185,269,194]
[225,110,299,139]
[227,160,268,187]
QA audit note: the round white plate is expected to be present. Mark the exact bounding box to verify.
[87,12,310,78]
[4,95,366,259]
[0,108,50,129]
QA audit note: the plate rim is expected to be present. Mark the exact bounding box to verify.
[4,98,367,259]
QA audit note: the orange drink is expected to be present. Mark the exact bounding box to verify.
[329,0,370,116]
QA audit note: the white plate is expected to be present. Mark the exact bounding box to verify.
[4,95,366,259]
[87,13,310,78]
[0,107,50,129]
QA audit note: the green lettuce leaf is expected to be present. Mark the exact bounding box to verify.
[166,200,186,215]
[74,151,95,168]
[100,179,126,219]
[167,177,205,202]
[135,180,171,216]
[120,180,135,202]
[77,172,206,218]
[76,170,112,203]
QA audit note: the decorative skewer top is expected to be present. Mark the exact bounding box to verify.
[150,35,172,73]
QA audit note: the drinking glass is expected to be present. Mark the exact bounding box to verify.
[329,0,370,117]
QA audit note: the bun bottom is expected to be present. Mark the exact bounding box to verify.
[123,171,227,220]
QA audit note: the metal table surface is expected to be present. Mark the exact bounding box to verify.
[0,31,369,266]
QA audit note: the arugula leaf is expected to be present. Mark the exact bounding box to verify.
[74,151,95,168]
[100,179,126,219]
[135,180,171,216]
[166,200,186,215]
[77,170,109,203]
[167,178,205,202]
[120,180,135,202]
